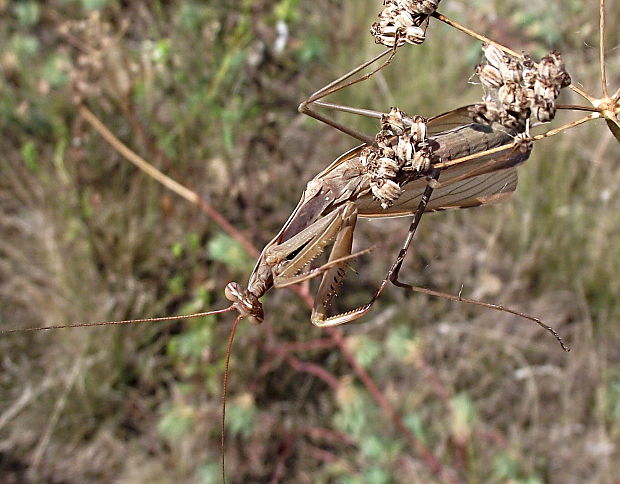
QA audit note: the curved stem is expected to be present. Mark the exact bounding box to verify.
[530,113,599,142]
[432,12,596,104]
[79,105,260,258]
[556,104,600,113]
[599,0,609,98]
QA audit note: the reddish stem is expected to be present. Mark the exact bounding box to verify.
[268,434,295,484]
[285,355,341,391]
[301,426,357,446]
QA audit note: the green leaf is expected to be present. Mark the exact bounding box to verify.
[167,323,214,361]
[80,0,110,11]
[11,34,39,58]
[349,335,382,369]
[167,274,185,296]
[21,141,38,171]
[226,394,256,438]
[158,404,195,440]
[366,467,391,484]
[13,2,40,27]
[186,232,201,251]
[42,54,69,89]
[450,393,477,444]
[198,462,221,484]
[492,453,520,480]
[171,242,184,258]
[403,413,428,443]
[207,232,253,273]
[275,0,301,22]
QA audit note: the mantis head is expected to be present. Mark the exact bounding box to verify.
[224,282,264,325]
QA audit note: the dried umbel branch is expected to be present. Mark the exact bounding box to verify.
[472,44,571,130]
[370,0,441,47]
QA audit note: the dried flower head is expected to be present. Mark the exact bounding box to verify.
[472,43,572,130]
[361,108,434,209]
[370,0,441,47]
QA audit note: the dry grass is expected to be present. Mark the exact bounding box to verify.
[1,1,620,483]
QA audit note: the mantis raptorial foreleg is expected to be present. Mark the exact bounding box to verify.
[269,203,358,288]
[311,169,441,327]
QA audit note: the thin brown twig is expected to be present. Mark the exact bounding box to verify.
[432,12,595,103]
[599,0,609,99]
[531,113,599,142]
[78,105,259,257]
[556,104,600,113]
[279,338,338,353]
[301,426,357,446]
[305,444,348,467]
[268,434,295,484]
[285,355,341,390]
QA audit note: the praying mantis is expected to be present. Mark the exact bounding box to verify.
[4,1,620,482]
[224,41,570,349]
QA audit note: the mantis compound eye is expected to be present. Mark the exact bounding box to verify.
[224,282,243,302]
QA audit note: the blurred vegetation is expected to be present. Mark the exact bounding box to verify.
[1,1,620,483]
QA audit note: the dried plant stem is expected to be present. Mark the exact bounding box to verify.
[268,434,294,484]
[599,0,609,98]
[30,356,83,475]
[531,113,599,142]
[435,114,598,171]
[432,12,595,103]
[285,355,341,390]
[78,105,259,258]
[557,104,600,113]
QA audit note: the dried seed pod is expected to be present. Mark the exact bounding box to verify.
[499,57,522,83]
[375,157,400,179]
[410,147,433,173]
[371,179,402,209]
[371,0,431,47]
[534,77,560,102]
[482,43,505,69]
[401,0,441,15]
[381,107,409,136]
[477,63,503,89]
[470,102,501,124]
[409,115,427,143]
[514,131,534,154]
[532,95,556,123]
[474,43,573,128]
[396,136,414,163]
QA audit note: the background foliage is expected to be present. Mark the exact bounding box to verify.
[1,1,619,483]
